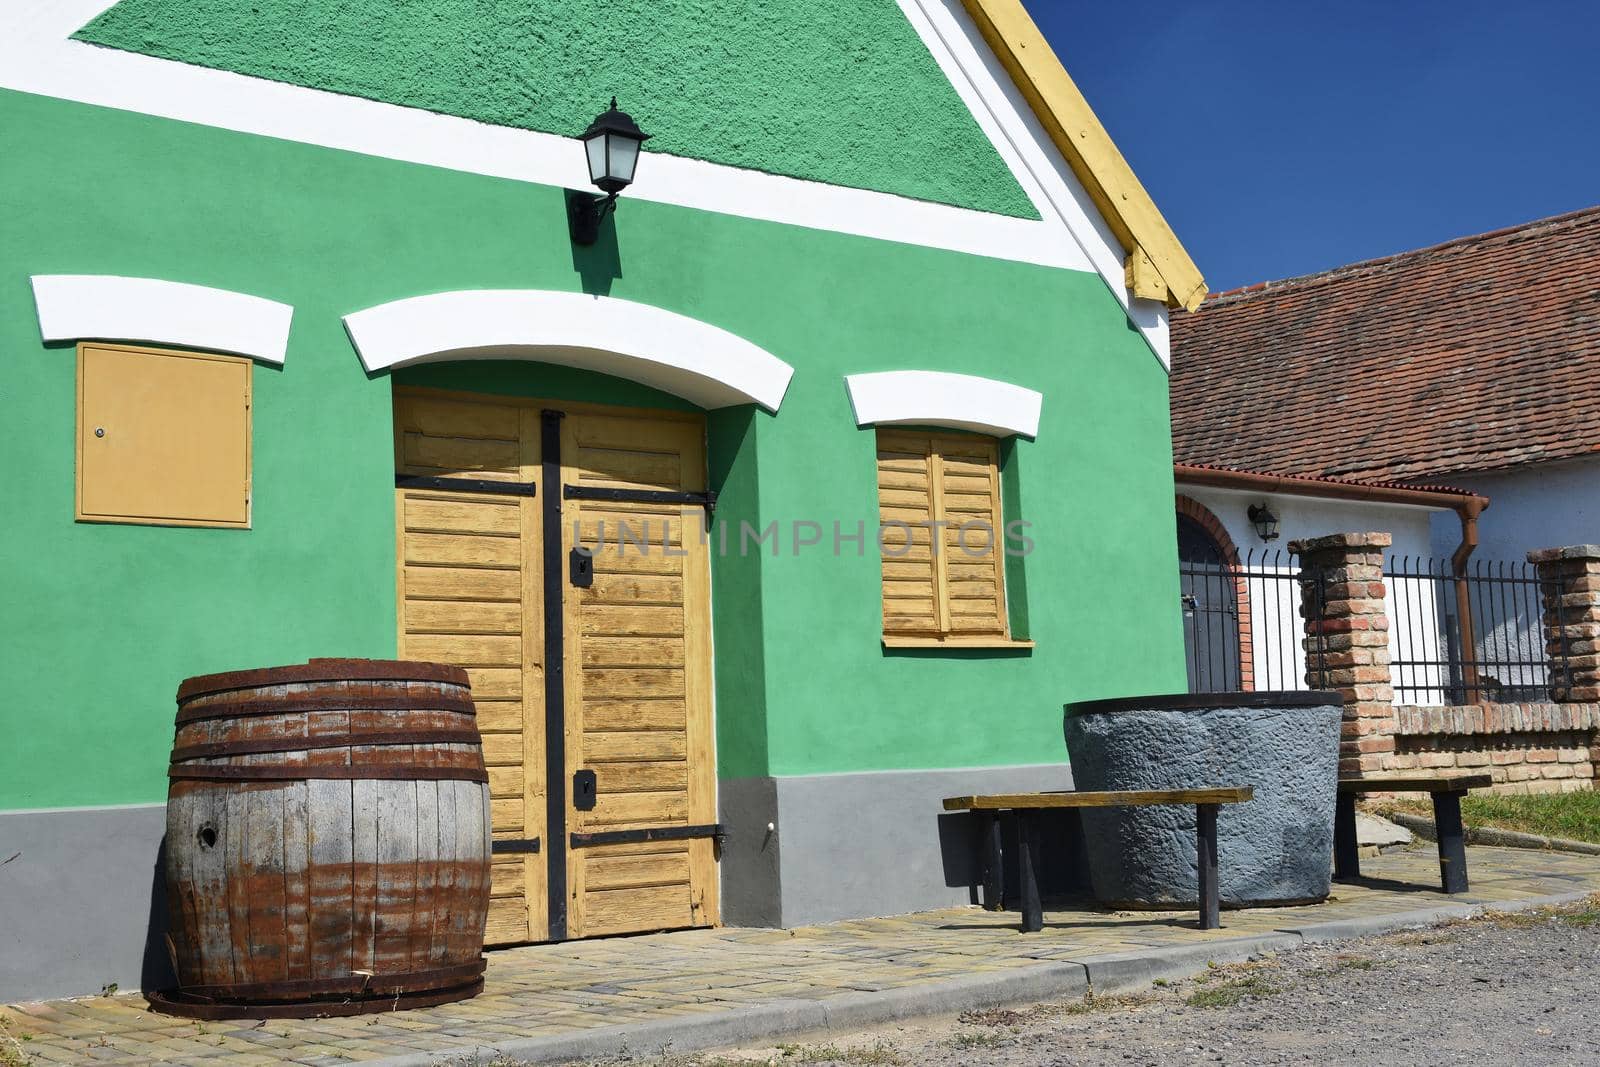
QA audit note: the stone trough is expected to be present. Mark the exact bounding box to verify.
[1063,691,1343,908]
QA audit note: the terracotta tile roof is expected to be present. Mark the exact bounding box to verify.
[1171,206,1600,482]
[1174,462,1480,500]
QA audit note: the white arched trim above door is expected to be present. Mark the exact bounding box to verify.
[30,275,294,364]
[342,289,794,412]
[844,370,1042,438]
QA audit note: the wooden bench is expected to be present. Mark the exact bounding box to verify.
[1334,774,1493,894]
[942,788,1254,933]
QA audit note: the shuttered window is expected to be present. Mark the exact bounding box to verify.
[876,429,1011,642]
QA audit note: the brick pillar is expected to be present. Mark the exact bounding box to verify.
[1528,545,1600,703]
[1290,532,1395,778]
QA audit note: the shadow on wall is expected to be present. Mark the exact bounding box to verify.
[568,192,623,297]
[141,836,176,994]
[936,809,1091,906]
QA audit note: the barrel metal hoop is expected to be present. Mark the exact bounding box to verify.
[168,764,489,783]
[147,977,485,1020]
[176,693,476,725]
[170,729,483,763]
[163,959,486,1001]
[177,658,471,701]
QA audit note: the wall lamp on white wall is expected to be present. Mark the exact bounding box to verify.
[1248,502,1281,542]
[569,98,651,245]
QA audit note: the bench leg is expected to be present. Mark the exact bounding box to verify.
[981,812,1005,911]
[1433,791,1469,894]
[1333,792,1360,882]
[1017,810,1043,933]
[1197,803,1220,930]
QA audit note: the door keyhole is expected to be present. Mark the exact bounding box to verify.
[573,769,597,811]
[569,546,594,588]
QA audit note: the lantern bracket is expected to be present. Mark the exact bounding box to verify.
[567,188,619,246]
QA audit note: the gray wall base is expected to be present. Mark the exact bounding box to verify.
[0,804,172,1003]
[7,767,1073,1001]
[720,764,1075,928]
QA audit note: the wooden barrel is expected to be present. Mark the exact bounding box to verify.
[150,658,491,1019]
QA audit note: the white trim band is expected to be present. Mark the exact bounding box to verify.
[30,275,293,364]
[844,370,1042,438]
[343,289,795,412]
[0,0,1087,276]
[0,0,1171,364]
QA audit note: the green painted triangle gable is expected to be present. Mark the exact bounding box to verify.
[74,0,1040,220]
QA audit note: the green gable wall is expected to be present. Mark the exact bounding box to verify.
[73,0,1040,220]
[0,87,1184,812]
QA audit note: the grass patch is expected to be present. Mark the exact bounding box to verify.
[1483,895,1600,930]
[0,1013,30,1067]
[1324,953,1381,973]
[1386,929,1458,947]
[1184,974,1279,1009]
[771,1042,902,1065]
[1382,789,1600,844]
[959,991,1155,1029]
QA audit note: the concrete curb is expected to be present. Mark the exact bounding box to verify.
[1064,933,1302,994]
[367,893,1599,1066]
[1385,812,1600,856]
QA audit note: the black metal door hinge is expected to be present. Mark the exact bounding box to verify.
[491,837,541,854]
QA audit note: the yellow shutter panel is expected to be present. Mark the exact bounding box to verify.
[877,430,941,634]
[936,436,1008,636]
[77,342,252,528]
[877,430,1010,640]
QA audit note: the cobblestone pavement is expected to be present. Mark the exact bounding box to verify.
[675,898,1600,1066]
[5,845,1600,1065]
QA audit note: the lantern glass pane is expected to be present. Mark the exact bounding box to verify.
[584,134,607,185]
[609,135,641,184]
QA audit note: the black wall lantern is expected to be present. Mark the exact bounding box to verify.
[1247,503,1281,542]
[569,97,651,245]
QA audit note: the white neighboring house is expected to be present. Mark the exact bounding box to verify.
[1170,206,1600,707]
[1172,464,1483,705]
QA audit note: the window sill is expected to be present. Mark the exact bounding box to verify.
[882,636,1035,650]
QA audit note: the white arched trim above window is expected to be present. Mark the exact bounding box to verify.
[30,275,293,365]
[342,289,794,412]
[844,370,1042,438]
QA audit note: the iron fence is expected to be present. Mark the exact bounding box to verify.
[1386,556,1569,706]
[1180,549,1327,694]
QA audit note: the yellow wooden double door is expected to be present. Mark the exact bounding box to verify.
[393,388,718,943]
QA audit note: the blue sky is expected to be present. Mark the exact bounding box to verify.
[1027,1,1599,292]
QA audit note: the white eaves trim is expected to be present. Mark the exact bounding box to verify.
[344,289,795,413]
[902,0,1171,367]
[2,0,1170,364]
[1,0,1085,276]
[844,370,1042,438]
[30,274,293,364]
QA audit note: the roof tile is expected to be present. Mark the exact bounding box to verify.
[1171,206,1600,481]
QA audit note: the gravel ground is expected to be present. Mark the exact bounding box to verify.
[586,898,1600,1067]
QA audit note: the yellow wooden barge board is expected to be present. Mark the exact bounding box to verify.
[963,0,1207,311]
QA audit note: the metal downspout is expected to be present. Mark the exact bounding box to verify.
[1450,497,1487,698]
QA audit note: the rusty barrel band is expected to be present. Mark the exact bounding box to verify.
[166,959,486,1001]
[175,692,476,725]
[169,729,483,762]
[146,977,485,1021]
[168,764,489,783]
[177,658,470,701]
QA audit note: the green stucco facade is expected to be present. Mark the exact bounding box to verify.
[3,79,1190,819]
[74,0,1039,219]
[3,0,1203,1004]
[0,86,1186,813]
